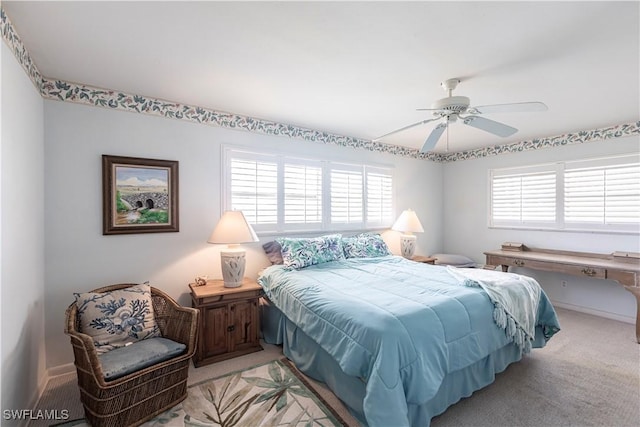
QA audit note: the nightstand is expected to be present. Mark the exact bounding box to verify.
[412,255,438,265]
[189,278,263,367]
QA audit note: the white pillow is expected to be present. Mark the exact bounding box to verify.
[431,253,476,268]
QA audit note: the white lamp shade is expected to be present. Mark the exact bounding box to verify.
[208,210,259,244]
[392,209,424,233]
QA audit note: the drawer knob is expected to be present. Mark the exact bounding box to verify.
[514,260,525,267]
[581,268,597,277]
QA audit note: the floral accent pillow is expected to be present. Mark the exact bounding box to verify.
[74,284,161,354]
[342,233,392,258]
[277,234,345,270]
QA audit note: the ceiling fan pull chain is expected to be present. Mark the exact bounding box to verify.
[446,121,449,153]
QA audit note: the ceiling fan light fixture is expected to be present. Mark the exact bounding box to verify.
[431,96,470,113]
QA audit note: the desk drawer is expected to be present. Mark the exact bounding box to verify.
[561,264,606,280]
[486,255,606,279]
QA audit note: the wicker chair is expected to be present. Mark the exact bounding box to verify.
[64,284,199,427]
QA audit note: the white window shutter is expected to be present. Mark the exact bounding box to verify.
[366,170,394,226]
[330,168,363,225]
[224,147,395,234]
[284,163,322,225]
[490,155,639,233]
[521,173,556,221]
[492,175,523,222]
[565,163,640,225]
[229,158,278,226]
[491,172,556,224]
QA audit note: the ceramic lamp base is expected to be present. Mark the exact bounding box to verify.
[400,235,417,259]
[220,250,245,288]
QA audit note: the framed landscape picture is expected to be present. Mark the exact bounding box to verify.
[102,155,179,235]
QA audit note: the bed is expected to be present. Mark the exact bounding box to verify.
[258,253,560,427]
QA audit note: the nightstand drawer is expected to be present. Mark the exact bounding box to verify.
[193,288,263,305]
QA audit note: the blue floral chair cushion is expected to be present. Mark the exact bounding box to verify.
[277,234,344,270]
[342,232,392,258]
[74,284,161,354]
[98,337,186,381]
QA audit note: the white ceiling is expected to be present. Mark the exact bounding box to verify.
[4,1,639,153]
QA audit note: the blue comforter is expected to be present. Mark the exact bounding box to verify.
[258,256,560,426]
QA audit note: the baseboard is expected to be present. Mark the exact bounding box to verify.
[47,363,75,378]
[552,300,635,324]
[27,363,76,426]
[26,370,51,427]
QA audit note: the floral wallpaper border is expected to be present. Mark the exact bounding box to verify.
[2,7,638,163]
[0,7,44,92]
[440,121,640,162]
[38,77,443,162]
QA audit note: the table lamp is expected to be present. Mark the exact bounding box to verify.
[208,210,259,287]
[391,209,424,259]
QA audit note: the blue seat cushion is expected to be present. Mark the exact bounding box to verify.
[98,337,186,381]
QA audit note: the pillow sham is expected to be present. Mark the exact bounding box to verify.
[277,234,344,270]
[262,240,284,265]
[74,284,161,354]
[342,233,392,258]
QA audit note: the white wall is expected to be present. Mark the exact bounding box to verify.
[442,136,640,323]
[36,65,640,371]
[1,43,46,417]
[43,100,442,368]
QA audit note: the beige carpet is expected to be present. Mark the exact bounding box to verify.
[32,308,639,426]
[432,307,640,427]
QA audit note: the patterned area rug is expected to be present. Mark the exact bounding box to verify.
[54,358,346,427]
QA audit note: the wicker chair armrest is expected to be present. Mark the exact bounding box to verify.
[152,291,198,353]
[64,305,105,380]
[160,305,199,348]
[68,329,96,350]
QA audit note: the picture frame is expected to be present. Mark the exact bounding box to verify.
[102,155,179,235]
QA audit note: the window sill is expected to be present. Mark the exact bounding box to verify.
[488,225,640,235]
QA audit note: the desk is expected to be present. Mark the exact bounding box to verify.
[484,247,640,343]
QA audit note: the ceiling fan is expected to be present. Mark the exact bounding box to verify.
[374,78,547,152]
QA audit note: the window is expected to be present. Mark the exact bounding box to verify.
[490,154,640,233]
[228,156,277,226]
[491,168,557,226]
[366,169,394,226]
[223,147,394,233]
[564,158,640,227]
[330,166,363,226]
[284,162,323,226]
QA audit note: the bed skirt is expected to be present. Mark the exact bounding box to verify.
[260,298,525,426]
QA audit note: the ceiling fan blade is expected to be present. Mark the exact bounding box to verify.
[462,115,517,137]
[420,123,447,152]
[470,102,548,114]
[374,117,441,141]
